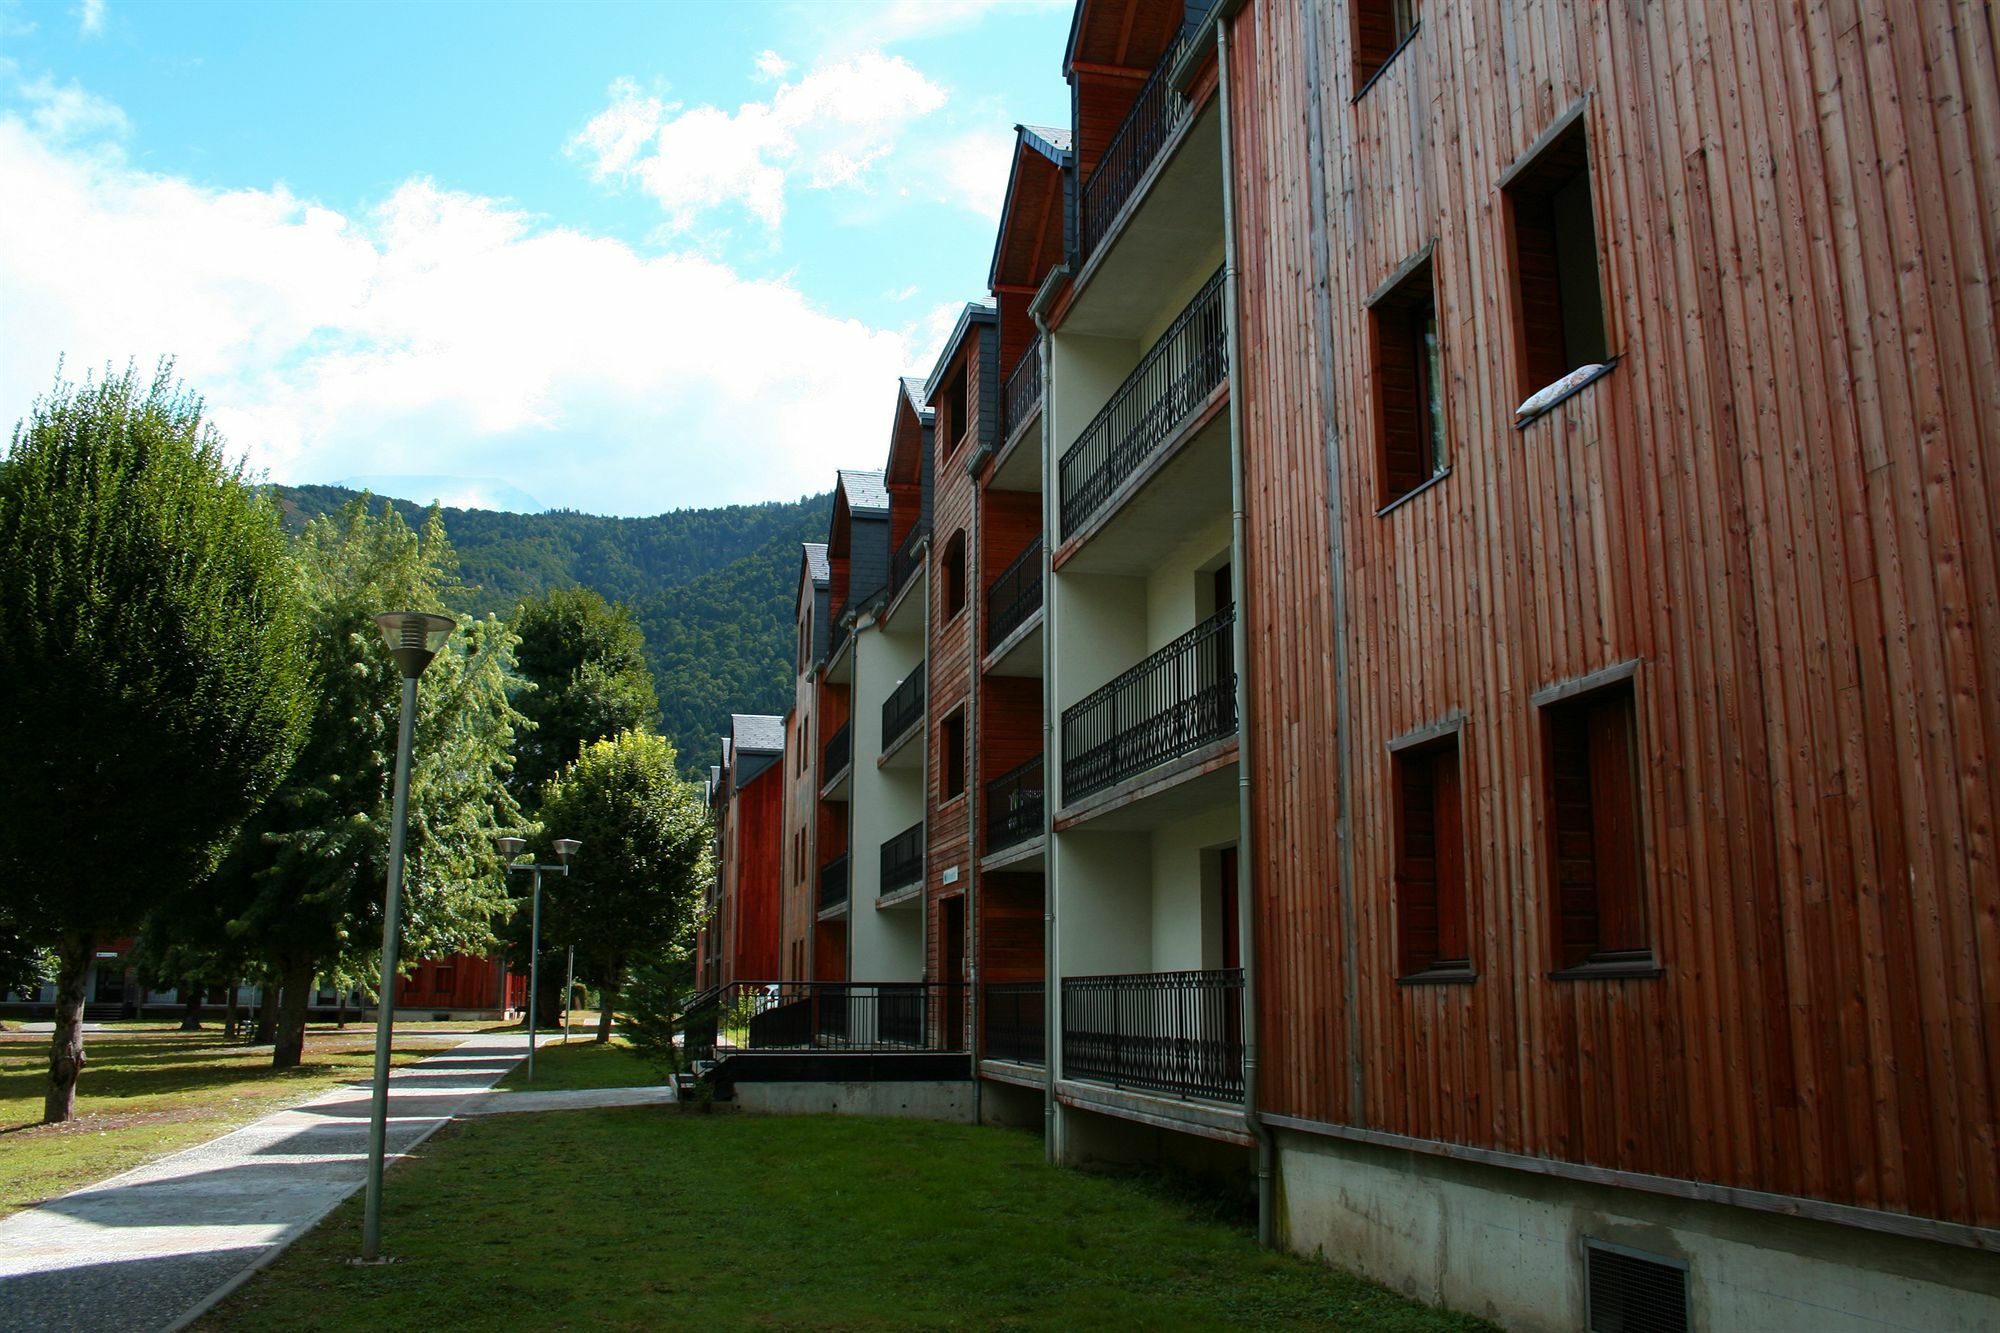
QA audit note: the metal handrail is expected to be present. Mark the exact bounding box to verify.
[984,753,1044,854]
[882,660,926,748]
[1077,20,1198,263]
[983,981,1046,1064]
[985,536,1044,651]
[817,853,850,912]
[1058,266,1227,535]
[709,980,969,1054]
[1060,606,1236,804]
[890,522,929,599]
[1060,967,1243,1101]
[822,720,852,783]
[1001,336,1043,440]
[880,821,924,897]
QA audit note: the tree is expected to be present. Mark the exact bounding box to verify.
[510,587,659,801]
[533,731,710,1042]
[0,364,312,1121]
[220,498,523,1067]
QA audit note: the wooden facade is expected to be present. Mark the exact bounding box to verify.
[1230,0,2000,1235]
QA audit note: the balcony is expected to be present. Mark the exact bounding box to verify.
[693,980,967,1054]
[1061,968,1243,1102]
[984,754,1044,855]
[817,853,850,914]
[1078,21,1197,266]
[821,720,852,788]
[1061,606,1236,806]
[890,522,928,602]
[880,820,924,899]
[882,660,926,751]
[1059,266,1227,538]
[985,536,1044,654]
[1001,336,1043,443]
[827,617,851,669]
[983,981,1045,1064]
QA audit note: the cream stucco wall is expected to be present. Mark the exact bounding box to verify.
[848,622,926,982]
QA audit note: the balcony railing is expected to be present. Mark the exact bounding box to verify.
[882,660,926,748]
[822,720,851,784]
[1077,20,1198,264]
[693,981,968,1055]
[818,853,850,913]
[985,535,1044,651]
[983,981,1045,1064]
[890,521,929,599]
[1061,605,1236,804]
[880,820,924,897]
[1058,266,1228,535]
[984,753,1044,854]
[1001,337,1043,441]
[827,616,851,665]
[1061,968,1243,1102]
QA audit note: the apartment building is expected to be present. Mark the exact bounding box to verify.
[694,0,2000,1324]
[695,715,785,994]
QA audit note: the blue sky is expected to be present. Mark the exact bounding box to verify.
[0,0,1072,514]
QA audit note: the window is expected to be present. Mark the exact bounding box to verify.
[943,530,967,620]
[798,610,809,673]
[941,710,966,800]
[1353,0,1420,92]
[1543,680,1645,972]
[1369,254,1446,505]
[1393,735,1469,977]
[1505,114,1608,399]
[432,965,456,998]
[943,369,969,452]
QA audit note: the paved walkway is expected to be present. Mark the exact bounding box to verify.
[462,1083,677,1115]
[0,1032,530,1333]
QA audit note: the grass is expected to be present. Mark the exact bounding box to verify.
[201,1112,1493,1332]
[0,1025,453,1216]
[495,1034,660,1091]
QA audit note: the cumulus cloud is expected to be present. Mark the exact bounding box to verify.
[752,49,793,80]
[926,127,1016,221]
[0,107,938,515]
[76,0,104,37]
[19,75,128,140]
[568,52,946,231]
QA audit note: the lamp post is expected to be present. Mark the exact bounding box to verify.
[362,611,455,1264]
[563,945,575,1045]
[498,836,580,1082]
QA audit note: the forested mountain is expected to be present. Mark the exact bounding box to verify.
[271,484,825,772]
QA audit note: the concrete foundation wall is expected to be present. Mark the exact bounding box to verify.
[978,1076,1045,1131]
[1275,1128,2000,1332]
[734,1079,976,1123]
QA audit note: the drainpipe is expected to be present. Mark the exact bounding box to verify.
[1028,263,1068,1164]
[1214,17,1275,1250]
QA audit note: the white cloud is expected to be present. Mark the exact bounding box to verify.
[76,0,103,37]
[0,108,937,516]
[752,49,793,80]
[926,127,1016,221]
[19,75,127,140]
[569,52,947,231]
[806,0,1069,53]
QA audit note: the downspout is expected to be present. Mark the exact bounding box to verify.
[1214,15,1275,1250]
[1029,263,1068,1164]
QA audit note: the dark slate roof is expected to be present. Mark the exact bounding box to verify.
[804,541,830,586]
[924,301,999,400]
[1021,124,1071,161]
[838,468,889,516]
[900,377,934,420]
[731,713,785,754]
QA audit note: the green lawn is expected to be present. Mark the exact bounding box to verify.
[0,1027,448,1216]
[201,1112,1492,1332]
[496,1035,660,1091]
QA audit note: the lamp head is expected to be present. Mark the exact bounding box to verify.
[374,612,456,679]
[495,835,527,862]
[552,838,582,866]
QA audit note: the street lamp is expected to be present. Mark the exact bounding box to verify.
[361,611,455,1264]
[500,835,580,1083]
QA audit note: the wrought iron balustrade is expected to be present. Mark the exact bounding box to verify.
[890,522,929,599]
[882,660,926,748]
[1060,606,1236,804]
[821,720,851,784]
[1077,21,1198,263]
[1001,337,1043,440]
[984,753,1044,854]
[707,980,967,1054]
[1061,968,1243,1101]
[880,820,924,897]
[985,536,1044,651]
[1058,266,1227,535]
[818,853,850,913]
[983,981,1046,1064]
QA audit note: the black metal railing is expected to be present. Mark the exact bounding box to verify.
[1062,968,1243,1101]
[891,522,929,599]
[822,720,851,784]
[827,616,851,664]
[679,983,725,1063]
[882,660,926,747]
[985,753,1044,854]
[984,981,1045,1064]
[1078,21,1198,263]
[1061,606,1236,804]
[985,535,1044,651]
[706,980,968,1054]
[1001,337,1043,440]
[1058,266,1227,535]
[880,820,924,897]
[818,853,850,913]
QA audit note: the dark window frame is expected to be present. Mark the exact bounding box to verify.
[1368,247,1448,509]
[1501,107,1610,400]
[1537,668,1654,979]
[1390,724,1473,982]
[943,530,967,621]
[940,708,967,803]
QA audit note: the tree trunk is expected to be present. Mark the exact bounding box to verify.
[44,934,93,1124]
[271,958,314,1069]
[595,959,622,1044]
[336,988,347,1030]
[533,958,564,1030]
[179,980,204,1031]
[223,980,241,1040]
[252,974,279,1044]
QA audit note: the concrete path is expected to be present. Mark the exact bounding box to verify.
[462,1084,677,1116]
[0,1032,529,1333]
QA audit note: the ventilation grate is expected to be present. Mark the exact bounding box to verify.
[1585,1240,1689,1333]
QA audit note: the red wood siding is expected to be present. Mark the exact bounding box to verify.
[397,954,511,1013]
[928,330,983,984]
[725,762,785,982]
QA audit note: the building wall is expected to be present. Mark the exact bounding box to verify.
[730,760,785,982]
[850,622,926,981]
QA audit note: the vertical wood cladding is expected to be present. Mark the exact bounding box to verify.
[981,677,1044,786]
[728,764,785,982]
[980,871,1046,982]
[1236,0,2000,1229]
[981,490,1043,581]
